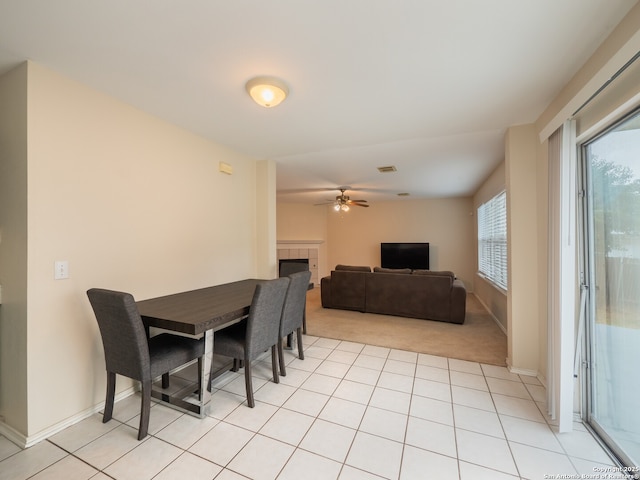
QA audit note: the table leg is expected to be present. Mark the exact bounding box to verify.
[150,332,212,418]
[199,330,214,411]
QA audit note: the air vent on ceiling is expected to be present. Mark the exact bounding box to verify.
[377,165,397,173]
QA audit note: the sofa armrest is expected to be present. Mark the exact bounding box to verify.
[321,276,332,307]
[322,272,368,310]
[450,279,467,324]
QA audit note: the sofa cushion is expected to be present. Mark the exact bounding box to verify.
[335,264,372,272]
[373,267,412,274]
[365,272,453,322]
[412,269,455,279]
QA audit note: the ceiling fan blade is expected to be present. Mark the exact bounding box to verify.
[308,187,370,208]
[278,187,342,195]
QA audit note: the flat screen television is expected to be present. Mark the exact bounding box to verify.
[381,242,430,270]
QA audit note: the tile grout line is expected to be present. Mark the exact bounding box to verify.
[487,365,524,479]
[448,358,465,480]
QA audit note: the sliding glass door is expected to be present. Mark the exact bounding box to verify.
[582,110,640,470]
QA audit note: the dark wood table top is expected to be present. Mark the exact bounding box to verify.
[137,279,263,335]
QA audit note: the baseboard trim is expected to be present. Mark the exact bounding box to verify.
[507,365,539,377]
[536,373,548,389]
[0,421,26,449]
[473,294,545,380]
[0,387,136,449]
[472,293,507,335]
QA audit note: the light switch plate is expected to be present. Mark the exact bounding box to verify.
[54,261,69,280]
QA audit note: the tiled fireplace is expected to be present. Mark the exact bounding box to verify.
[276,240,323,285]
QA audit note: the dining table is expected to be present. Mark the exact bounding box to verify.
[136,278,264,417]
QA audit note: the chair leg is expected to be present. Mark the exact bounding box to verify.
[138,380,151,440]
[271,345,280,384]
[197,357,203,401]
[103,372,116,423]
[296,327,305,360]
[302,305,307,334]
[278,336,287,377]
[244,355,254,408]
[232,358,240,372]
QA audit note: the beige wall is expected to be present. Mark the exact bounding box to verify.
[506,124,540,374]
[536,140,549,385]
[473,162,507,332]
[278,198,476,292]
[0,63,29,434]
[256,160,278,280]
[0,62,268,443]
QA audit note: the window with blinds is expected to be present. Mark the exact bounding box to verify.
[477,191,507,291]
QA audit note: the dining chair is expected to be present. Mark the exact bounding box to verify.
[279,261,309,278]
[279,261,311,335]
[87,288,205,440]
[210,277,289,408]
[278,270,312,376]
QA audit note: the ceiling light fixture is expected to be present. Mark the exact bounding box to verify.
[245,76,289,108]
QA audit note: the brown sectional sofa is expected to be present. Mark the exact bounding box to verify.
[321,265,466,324]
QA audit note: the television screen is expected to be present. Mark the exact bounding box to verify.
[381,243,430,270]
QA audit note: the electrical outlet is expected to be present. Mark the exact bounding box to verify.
[54,261,69,280]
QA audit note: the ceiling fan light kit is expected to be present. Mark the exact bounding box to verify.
[316,188,369,212]
[245,76,289,108]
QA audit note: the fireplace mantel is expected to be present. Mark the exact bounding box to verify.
[277,240,324,245]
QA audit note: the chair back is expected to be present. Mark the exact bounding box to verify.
[87,288,150,381]
[279,262,309,278]
[280,270,311,335]
[245,277,289,358]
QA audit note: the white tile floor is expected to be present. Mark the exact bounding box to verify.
[0,335,620,480]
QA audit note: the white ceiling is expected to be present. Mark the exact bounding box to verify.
[0,0,636,205]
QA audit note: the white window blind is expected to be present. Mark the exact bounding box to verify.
[478,191,507,290]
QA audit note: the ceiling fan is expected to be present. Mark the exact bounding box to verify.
[315,188,369,211]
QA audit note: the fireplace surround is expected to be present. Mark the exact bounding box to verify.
[276,240,322,285]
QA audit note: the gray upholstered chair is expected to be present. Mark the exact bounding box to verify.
[278,270,312,376]
[87,288,205,440]
[279,261,309,278]
[279,261,311,335]
[210,277,289,408]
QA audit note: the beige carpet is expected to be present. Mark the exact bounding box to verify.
[305,288,507,366]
